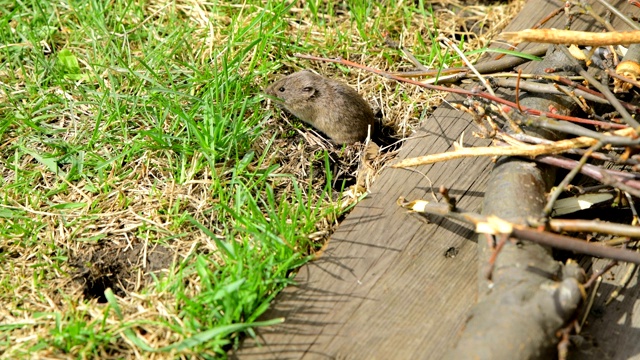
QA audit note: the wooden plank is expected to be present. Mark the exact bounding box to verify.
[570,258,640,360]
[234,1,639,358]
[235,97,489,360]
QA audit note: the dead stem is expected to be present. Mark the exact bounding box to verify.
[543,142,604,217]
[400,199,640,264]
[499,29,640,46]
[392,127,637,168]
[556,45,640,129]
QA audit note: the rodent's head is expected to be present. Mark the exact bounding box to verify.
[265,70,322,108]
[266,70,374,144]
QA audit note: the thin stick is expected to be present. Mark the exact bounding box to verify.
[499,29,640,46]
[546,219,640,238]
[392,127,636,168]
[515,69,523,112]
[400,200,640,264]
[608,68,640,91]
[556,45,640,129]
[584,261,619,289]
[395,44,550,77]
[536,155,640,195]
[439,36,495,96]
[543,142,604,217]
[581,276,601,327]
[594,0,640,30]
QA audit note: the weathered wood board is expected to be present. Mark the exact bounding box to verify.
[234,101,490,359]
[571,258,640,360]
[234,1,640,358]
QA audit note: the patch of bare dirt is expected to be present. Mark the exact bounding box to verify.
[71,242,173,302]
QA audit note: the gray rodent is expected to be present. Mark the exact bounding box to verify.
[265,70,375,144]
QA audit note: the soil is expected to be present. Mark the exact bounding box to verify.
[70,242,173,302]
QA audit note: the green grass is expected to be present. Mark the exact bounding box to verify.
[0,0,522,358]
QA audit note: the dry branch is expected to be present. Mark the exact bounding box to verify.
[545,219,640,238]
[498,29,640,46]
[401,200,640,264]
[392,127,637,168]
[440,48,583,359]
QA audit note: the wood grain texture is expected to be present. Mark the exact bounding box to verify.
[571,258,640,360]
[234,97,488,360]
[234,1,640,358]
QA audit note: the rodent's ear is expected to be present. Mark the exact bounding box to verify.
[302,86,316,98]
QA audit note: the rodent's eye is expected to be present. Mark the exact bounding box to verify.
[278,87,285,92]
